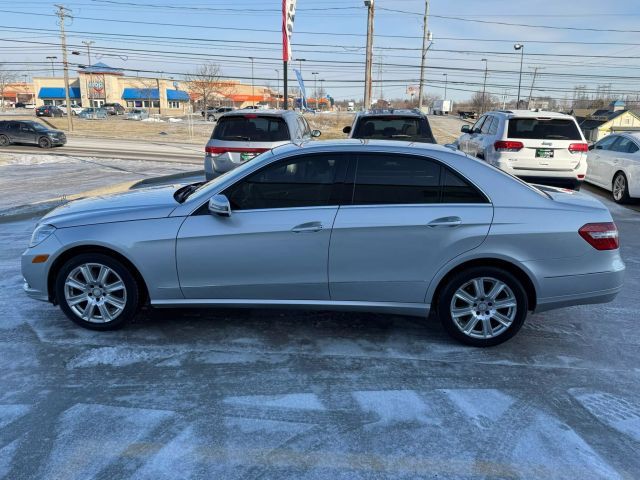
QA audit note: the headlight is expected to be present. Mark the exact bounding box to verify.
[29,224,56,247]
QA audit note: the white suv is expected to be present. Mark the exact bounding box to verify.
[456,110,588,190]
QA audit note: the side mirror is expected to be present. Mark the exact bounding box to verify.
[595,145,603,150]
[460,124,471,133]
[311,129,322,138]
[588,144,595,151]
[342,126,352,134]
[208,194,231,217]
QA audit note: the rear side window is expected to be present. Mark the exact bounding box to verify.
[353,154,441,205]
[441,169,487,203]
[213,116,290,142]
[353,116,434,143]
[507,118,581,140]
[611,137,639,153]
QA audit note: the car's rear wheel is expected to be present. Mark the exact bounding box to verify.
[437,266,528,347]
[0,134,9,147]
[612,172,631,204]
[55,253,140,330]
[207,115,215,122]
[38,137,52,149]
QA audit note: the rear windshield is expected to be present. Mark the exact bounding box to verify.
[353,116,434,143]
[212,115,290,142]
[507,118,582,140]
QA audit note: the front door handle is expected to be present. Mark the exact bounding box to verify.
[428,216,462,228]
[291,221,323,233]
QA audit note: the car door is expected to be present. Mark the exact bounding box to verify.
[176,153,349,300]
[608,136,638,188]
[329,152,493,303]
[5,122,21,143]
[19,123,37,144]
[461,115,486,155]
[475,115,496,159]
[588,135,618,186]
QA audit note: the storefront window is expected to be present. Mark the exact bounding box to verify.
[168,101,181,109]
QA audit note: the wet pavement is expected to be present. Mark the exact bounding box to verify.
[0,170,639,479]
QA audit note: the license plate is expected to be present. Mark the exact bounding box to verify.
[240,152,257,162]
[536,148,554,158]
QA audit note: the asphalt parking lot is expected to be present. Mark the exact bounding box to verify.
[1,151,639,479]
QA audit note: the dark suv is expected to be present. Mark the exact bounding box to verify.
[35,105,64,118]
[0,120,66,148]
[103,103,126,115]
[343,109,436,143]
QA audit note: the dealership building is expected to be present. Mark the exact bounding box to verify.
[32,63,191,114]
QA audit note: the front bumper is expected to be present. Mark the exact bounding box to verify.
[21,233,64,304]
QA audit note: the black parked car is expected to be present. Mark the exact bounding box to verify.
[0,120,66,148]
[103,103,126,115]
[343,109,436,143]
[35,105,64,118]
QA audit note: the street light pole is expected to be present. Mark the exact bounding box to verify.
[443,73,448,99]
[514,43,524,108]
[312,72,319,110]
[248,57,255,106]
[363,0,375,110]
[275,69,280,109]
[481,58,488,113]
[46,56,57,76]
[82,40,94,66]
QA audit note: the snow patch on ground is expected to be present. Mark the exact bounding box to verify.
[66,346,178,368]
[353,390,437,426]
[40,403,173,480]
[570,389,640,443]
[0,154,74,166]
[440,389,515,426]
[0,404,30,429]
[224,393,325,411]
[0,439,20,479]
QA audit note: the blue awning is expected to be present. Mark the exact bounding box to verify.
[166,89,189,101]
[122,88,159,100]
[38,87,81,99]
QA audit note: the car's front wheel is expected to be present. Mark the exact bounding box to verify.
[38,137,52,149]
[437,266,528,347]
[0,134,10,147]
[55,253,141,330]
[612,172,631,204]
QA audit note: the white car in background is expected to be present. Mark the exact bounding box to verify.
[58,104,84,116]
[586,132,640,203]
[456,110,588,190]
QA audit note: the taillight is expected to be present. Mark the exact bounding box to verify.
[569,143,588,153]
[205,146,268,155]
[494,140,524,152]
[579,222,619,250]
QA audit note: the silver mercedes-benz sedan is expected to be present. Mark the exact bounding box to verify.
[21,140,625,346]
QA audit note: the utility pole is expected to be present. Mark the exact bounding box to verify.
[46,56,57,76]
[55,4,73,132]
[82,40,94,66]
[514,43,524,108]
[377,55,383,101]
[275,69,280,109]
[481,58,488,113]
[249,57,255,107]
[527,66,542,110]
[443,73,448,99]
[312,72,319,110]
[418,0,430,109]
[363,0,375,110]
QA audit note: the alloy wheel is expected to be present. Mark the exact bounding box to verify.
[63,263,127,323]
[613,174,626,201]
[449,276,517,339]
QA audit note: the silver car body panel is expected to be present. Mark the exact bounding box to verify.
[22,140,624,317]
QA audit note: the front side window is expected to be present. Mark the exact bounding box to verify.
[213,115,290,142]
[223,154,345,210]
[481,116,494,134]
[352,154,441,205]
[595,135,619,151]
[472,116,486,133]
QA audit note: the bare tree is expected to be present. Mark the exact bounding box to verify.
[0,64,16,111]
[185,63,233,111]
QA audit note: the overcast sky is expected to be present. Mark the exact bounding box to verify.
[2,0,640,102]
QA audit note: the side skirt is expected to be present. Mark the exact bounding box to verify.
[151,299,430,317]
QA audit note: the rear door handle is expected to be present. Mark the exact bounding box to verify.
[291,221,323,233]
[428,216,462,228]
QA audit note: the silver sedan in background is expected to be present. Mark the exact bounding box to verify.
[22,141,624,347]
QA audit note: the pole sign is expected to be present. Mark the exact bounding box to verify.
[282,0,297,61]
[294,68,307,110]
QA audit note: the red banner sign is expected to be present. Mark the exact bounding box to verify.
[282,0,297,61]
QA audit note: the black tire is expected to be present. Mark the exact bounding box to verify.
[612,172,631,204]
[55,253,141,331]
[437,266,528,347]
[0,134,9,147]
[207,115,215,122]
[38,137,52,149]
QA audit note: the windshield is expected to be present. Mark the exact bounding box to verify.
[353,116,435,143]
[507,118,582,140]
[212,115,290,142]
[26,122,49,131]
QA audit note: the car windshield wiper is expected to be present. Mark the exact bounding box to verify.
[221,136,251,141]
[174,182,205,203]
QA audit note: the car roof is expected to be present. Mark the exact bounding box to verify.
[357,109,425,118]
[219,109,300,119]
[487,109,575,120]
[271,139,456,156]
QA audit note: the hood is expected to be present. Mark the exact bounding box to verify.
[41,184,181,228]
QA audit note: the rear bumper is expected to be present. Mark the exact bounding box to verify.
[518,175,583,190]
